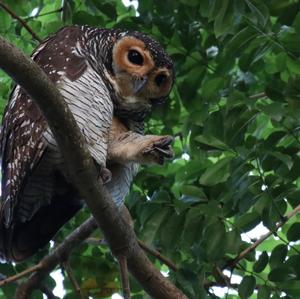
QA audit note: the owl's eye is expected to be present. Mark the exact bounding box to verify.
[128,50,144,66]
[155,73,167,87]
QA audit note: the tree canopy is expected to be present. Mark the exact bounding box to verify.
[1,0,300,298]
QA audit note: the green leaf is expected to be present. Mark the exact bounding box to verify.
[235,212,260,232]
[238,275,256,299]
[214,0,234,37]
[269,244,288,269]
[194,135,230,151]
[203,220,226,261]
[201,77,225,101]
[287,57,300,75]
[257,285,271,299]
[225,27,257,55]
[199,157,231,186]
[0,11,12,31]
[287,223,300,242]
[278,280,300,297]
[180,185,207,201]
[292,11,300,34]
[72,11,103,26]
[268,267,297,282]
[160,212,186,249]
[253,251,269,273]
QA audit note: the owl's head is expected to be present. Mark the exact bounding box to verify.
[106,30,174,121]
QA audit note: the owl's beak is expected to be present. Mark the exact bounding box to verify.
[133,76,148,94]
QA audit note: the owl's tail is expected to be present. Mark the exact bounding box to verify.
[0,195,82,262]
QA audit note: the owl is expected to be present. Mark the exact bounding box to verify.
[0,26,174,261]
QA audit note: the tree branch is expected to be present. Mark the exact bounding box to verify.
[0,36,187,298]
[85,239,178,272]
[118,256,131,299]
[138,240,178,272]
[24,7,63,21]
[226,203,300,269]
[63,261,84,299]
[14,217,97,299]
[0,264,42,287]
[0,2,42,42]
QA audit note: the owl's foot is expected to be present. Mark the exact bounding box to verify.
[142,135,174,165]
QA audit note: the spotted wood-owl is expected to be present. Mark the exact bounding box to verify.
[0,25,174,261]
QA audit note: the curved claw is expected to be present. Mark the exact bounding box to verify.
[143,136,174,164]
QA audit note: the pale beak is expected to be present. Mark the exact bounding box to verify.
[133,76,148,94]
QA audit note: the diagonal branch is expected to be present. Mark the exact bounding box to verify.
[0,36,187,299]
[0,1,42,42]
[0,264,42,287]
[138,240,178,272]
[226,203,300,269]
[63,261,84,299]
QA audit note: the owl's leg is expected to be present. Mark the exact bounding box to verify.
[108,132,174,165]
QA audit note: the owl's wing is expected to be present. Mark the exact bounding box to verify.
[0,86,46,227]
[0,27,87,228]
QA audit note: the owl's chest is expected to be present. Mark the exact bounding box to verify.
[43,66,114,165]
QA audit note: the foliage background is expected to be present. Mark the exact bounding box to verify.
[1,0,300,298]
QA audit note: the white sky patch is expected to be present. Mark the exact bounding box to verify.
[122,0,138,10]
[211,270,241,297]
[49,270,65,298]
[241,222,269,242]
[261,184,267,191]
[181,153,190,160]
[30,7,39,17]
[112,294,123,299]
[206,46,219,58]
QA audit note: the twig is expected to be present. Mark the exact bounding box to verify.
[85,237,107,246]
[0,264,42,287]
[0,1,42,42]
[249,92,266,100]
[24,7,63,21]
[85,237,178,272]
[63,261,84,299]
[118,256,131,299]
[226,203,300,269]
[138,240,178,272]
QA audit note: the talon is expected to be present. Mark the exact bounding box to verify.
[154,136,174,148]
[153,145,174,159]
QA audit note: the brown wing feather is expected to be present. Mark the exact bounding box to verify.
[0,27,87,233]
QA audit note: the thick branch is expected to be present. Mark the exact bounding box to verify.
[0,2,42,42]
[226,203,300,269]
[0,36,187,299]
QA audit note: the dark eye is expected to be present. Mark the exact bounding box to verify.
[127,50,144,65]
[155,73,167,87]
